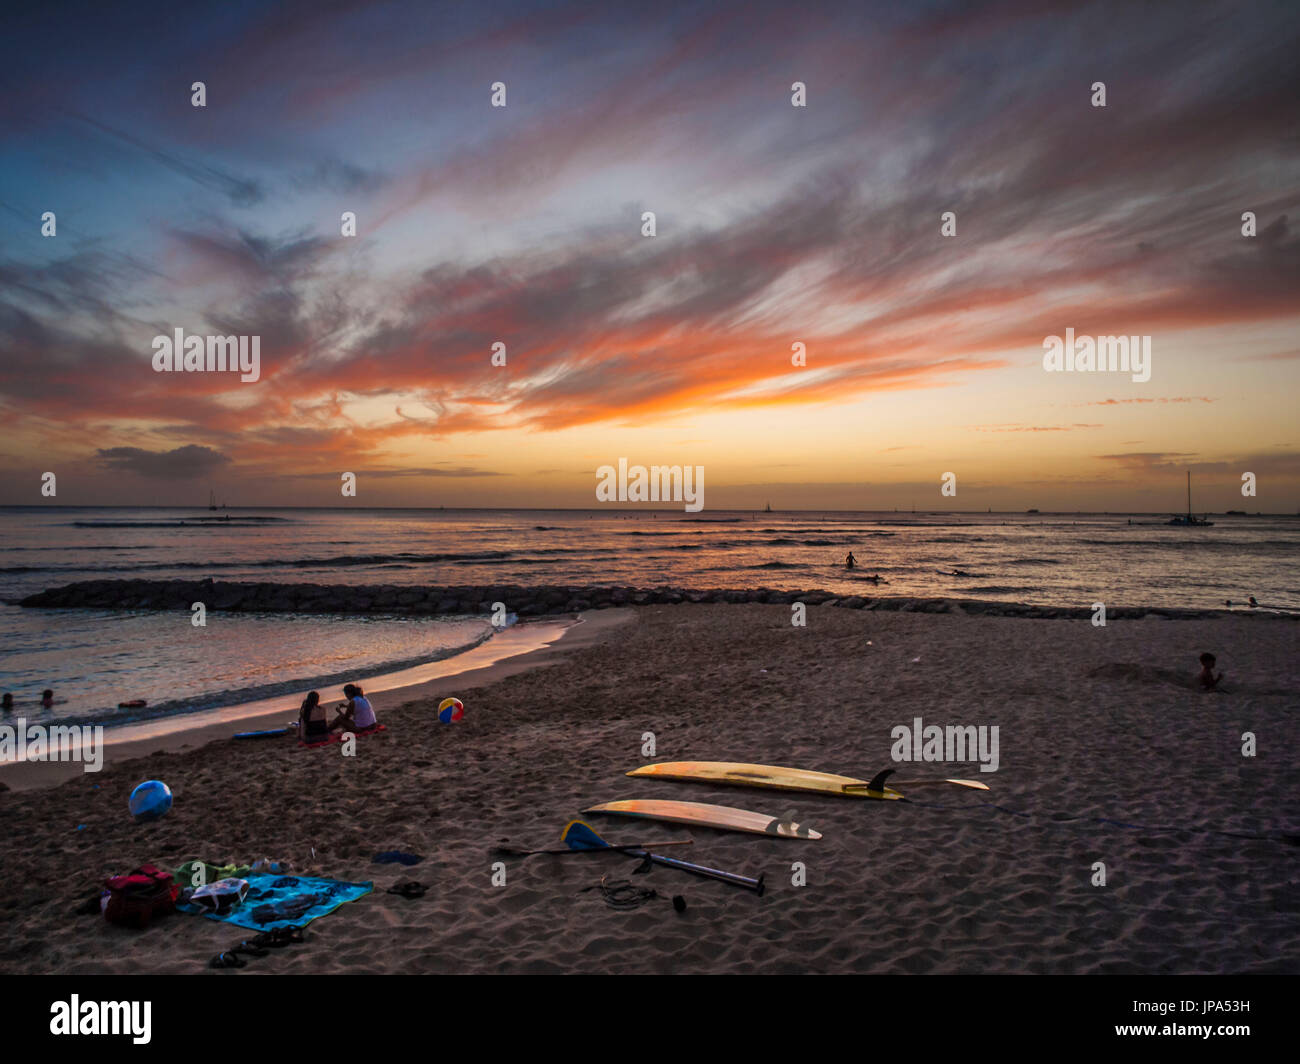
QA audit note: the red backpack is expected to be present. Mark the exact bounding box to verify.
[103,865,178,929]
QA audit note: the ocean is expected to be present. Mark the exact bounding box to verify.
[2,506,1297,728]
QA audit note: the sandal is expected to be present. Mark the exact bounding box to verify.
[249,927,304,948]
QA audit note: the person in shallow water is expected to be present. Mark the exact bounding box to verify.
[330,684,377,733]
[1,693,12,713]
[298,690,329,741]
[41,688,54,708]
[845,552,857,570]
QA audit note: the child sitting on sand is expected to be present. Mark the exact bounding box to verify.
[1197,652,1223,691]
[330,684,378,733]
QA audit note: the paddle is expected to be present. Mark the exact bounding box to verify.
[493,837,695,857]
[562,819,766,895]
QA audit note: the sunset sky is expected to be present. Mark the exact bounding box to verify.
[1,0,1297,513]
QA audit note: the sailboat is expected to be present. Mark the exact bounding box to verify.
[1167,471,1213,526]
[764,501,772,513]
[208,490,218,511]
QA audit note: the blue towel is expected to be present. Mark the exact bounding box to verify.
[178,873,372,931]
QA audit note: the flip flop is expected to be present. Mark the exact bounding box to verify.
[210,950,247,969]
[386,881,427,899]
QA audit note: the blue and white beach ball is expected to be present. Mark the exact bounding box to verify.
[437,697,464,723]
[128,780,173,822]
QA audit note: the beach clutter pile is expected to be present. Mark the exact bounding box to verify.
[75,853,379,969]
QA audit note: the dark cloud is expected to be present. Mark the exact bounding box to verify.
[292,159,389,196]
[295,466,505,479]
[95,444,230,479]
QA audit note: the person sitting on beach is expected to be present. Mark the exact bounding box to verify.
[845,552,857,570]
[1197,652,1223,691]
[298,691,329,741]
[330,684,377,733]
[41,688,54,709]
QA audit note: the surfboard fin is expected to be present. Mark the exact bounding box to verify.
[867,768,896,792]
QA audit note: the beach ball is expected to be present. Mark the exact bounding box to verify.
[438,697,464,723]
[128,780,172,822]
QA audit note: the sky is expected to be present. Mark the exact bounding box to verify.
[0,0,1297,513]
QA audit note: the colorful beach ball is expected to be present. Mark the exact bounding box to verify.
[437,697,465,723]
[128,780,173,822]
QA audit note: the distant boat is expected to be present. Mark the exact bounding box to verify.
[1026,508,1039,514]
[764,502,772,513]
[208,490,218,511]
[1167,471,1214,526]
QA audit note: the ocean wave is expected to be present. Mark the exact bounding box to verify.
[69,517,291,527]
[3,544,160,552]
[764,537,849,546]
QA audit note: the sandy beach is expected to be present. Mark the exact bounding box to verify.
[1,603,1295,975]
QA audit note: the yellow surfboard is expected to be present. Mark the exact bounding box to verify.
[627,761,906,800]
[583,799,822,839]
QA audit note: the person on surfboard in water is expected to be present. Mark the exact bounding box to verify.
[845,552,857,570]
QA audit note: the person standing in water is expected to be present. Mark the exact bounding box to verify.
[845,552,857,570]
